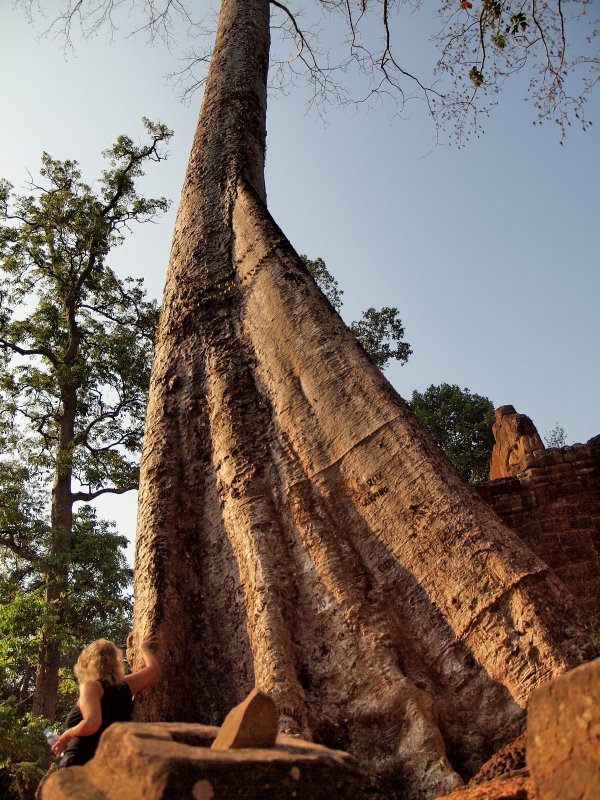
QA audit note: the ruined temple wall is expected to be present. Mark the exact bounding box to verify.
[478,439,600,621]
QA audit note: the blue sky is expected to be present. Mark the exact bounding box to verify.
[1,2,598,551]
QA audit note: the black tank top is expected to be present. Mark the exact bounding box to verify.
[61,681,132,766]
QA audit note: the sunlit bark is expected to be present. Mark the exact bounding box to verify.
[133,0,596,795]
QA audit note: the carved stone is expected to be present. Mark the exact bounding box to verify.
[41,722,363,799]
[436,773,532,800]
[479,434,600,623]
[437,658,600,800]
[489,405,545,480]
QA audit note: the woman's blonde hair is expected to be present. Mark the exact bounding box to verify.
[74,639,125,685]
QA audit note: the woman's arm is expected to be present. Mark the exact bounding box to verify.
[51,681,103,756]
[123,633,160,696]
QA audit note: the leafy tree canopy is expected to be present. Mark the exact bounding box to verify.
[301,254,412,370]
[409,383,495,483]
[0,121,170,501]
[351,307,412,370]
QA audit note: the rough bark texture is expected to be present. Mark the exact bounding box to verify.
[133,1,596,797]
[33,388,76,721]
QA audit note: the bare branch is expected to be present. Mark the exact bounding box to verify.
[71,484,137,502]
[0,338,59,368]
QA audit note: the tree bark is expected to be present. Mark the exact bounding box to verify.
[133,0,596,795]
[32,388,76,721]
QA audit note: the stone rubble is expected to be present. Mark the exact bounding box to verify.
[210,687,278,750]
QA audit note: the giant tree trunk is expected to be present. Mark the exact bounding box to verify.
[133,1,596,796]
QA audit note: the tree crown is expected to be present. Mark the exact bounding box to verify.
[0,120,171,498]
[410,383,495,482]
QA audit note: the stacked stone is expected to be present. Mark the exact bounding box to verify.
[481,408,600,622]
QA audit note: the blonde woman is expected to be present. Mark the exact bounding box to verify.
[50,633,159,767]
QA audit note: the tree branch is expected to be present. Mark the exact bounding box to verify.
[71,484,137,502]
[0,338,59,367]
[0,531,40,563]
[73,398,131,447]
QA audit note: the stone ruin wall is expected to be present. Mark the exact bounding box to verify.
[478,407,600,623]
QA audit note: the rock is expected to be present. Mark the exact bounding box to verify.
[437,773,534,800]
[40,721,363,800]
[210,688,278,750]
[469,733,527,786]
[489,406,545,480]
[527,657,600,800]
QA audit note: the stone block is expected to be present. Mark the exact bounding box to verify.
[436,773,533,800]
[210,687,278,750]
[468,733,527,786]
[527,657,600,800]
[41,722,364,800]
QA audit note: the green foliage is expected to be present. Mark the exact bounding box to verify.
[0,121,169,496]
[469,67,484,87]
[0,121,166,797]
[544,422,567,449]
[0,489,132,797]
[350,308,412,370]
[301,255,344,313]
[0,496,132,796]
[0,704,49,800]
[301,255,412,371]
[409,384,495,483]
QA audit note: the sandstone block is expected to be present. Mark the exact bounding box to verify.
[210,687,278,750]
[527,657,600,800]
[41,722,363,800]
[468,733,527,786]
[436,773,533,800]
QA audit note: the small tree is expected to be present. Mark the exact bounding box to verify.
[410,384,495,483]
[544,421,567,448]
[0,119,171,723]
[302,254,412,370]
[350,307,412,370]
[301,256,344,313]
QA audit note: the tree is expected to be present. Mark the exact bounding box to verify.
[18,3,597,797]
[302,255,412,370]
[544,421,568,448]
[0,462,132,799]
[123,4,595,798]
[301,256,344,313]
[0,119,170,723]
[350,307,411,370]
[409,384,495,483]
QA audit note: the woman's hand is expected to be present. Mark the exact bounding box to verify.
[51,731,71,757]
[123,631,160,695]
